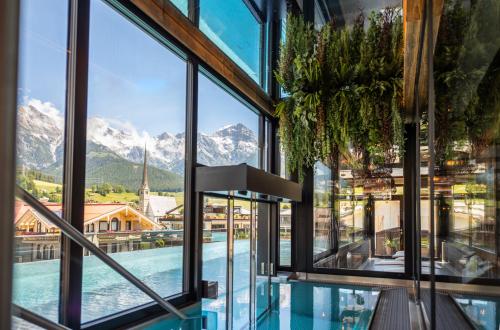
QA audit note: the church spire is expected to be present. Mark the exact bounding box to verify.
[139,144,150,215]
[141,144,149,189]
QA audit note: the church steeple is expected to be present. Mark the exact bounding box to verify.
[141,144,149,190]
[139,144,150,215]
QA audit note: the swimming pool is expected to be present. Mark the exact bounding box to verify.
[12,237,288,323]
[142,281,380,330]
[453,294,500,330]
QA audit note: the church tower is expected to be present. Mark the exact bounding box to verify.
[138,145,150,215]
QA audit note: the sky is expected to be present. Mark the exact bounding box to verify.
[18,0,259,137]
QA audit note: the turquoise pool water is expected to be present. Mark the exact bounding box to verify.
[13,235,288,324]
[453,294,500,330]
[144,282,380,330]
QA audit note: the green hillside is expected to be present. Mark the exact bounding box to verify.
[46,142,183,192]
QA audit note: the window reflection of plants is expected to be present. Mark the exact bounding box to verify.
[432,0,500,167]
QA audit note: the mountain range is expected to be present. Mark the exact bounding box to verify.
[16,100,258,191]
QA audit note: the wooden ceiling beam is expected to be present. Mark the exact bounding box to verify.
[129,0,274,115]
[403,0,444,123]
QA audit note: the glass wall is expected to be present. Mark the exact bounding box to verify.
[199,0,263,84]
[313,154,404,272]
[313,162,333,260]
[82,0,186,322]
[421,0,500,280]
[13,0,69,321]
[279,202,292,267]
[197,72,260,168]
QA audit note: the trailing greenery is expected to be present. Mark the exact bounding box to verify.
[276,9,404,179]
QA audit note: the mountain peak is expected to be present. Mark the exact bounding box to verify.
[213,123,254,139]
[17,99,259,175]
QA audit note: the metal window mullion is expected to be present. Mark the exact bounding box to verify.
[183,57,198,296]
[60,0,90,328]
[426,0,436,327]
[267,203,272,309]
[258,114,265,170]
[249,193,257,326]
[188,0,199,26]
[259,21,266,89]
[0,1,19,328]
[226,192,234,330]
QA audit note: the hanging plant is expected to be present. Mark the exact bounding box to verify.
[275,9,404,180]
[357,8,404,174]
[275,14,323,178]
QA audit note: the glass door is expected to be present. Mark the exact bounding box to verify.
[232,198,251,330]
[202,194,272,329]
[255,202,271,322]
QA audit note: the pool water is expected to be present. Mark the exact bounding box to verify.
[13,237,285,323]
[453,294,500,330]
[142,282,380,330]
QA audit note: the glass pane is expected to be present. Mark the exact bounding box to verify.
[313,162,333,258]
[82,0,186,322]
[14,0,69,321]
[256,203,270,320]
[421,0,500,280]
[232,198,251,329]
[199,0,262,84]
[279,202,292,267]
[202,197,228,330]
[197,72,259,168]
[170,0,188,16]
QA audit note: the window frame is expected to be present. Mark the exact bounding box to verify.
[11,0,282,328]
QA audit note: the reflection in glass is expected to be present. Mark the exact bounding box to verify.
[313,162,333,258]
[170,0,188,16]
[199,0,262,83]
[82,0,186,322]
[421,0,500,280]
[279,202,292,267]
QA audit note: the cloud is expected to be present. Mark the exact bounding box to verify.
[23,97,64,129]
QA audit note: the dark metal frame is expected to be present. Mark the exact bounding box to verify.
[9,0,283,328]
[60,1,89,327]
[0,1,19,328]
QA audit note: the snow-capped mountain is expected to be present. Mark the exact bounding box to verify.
[17,101,64,170]
[16,99,258,176]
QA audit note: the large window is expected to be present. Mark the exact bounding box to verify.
[420,0,500,280]
[82,0,186,322]
[14,0,69,322]
[197,72,259,168]
[199,0,263,84]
